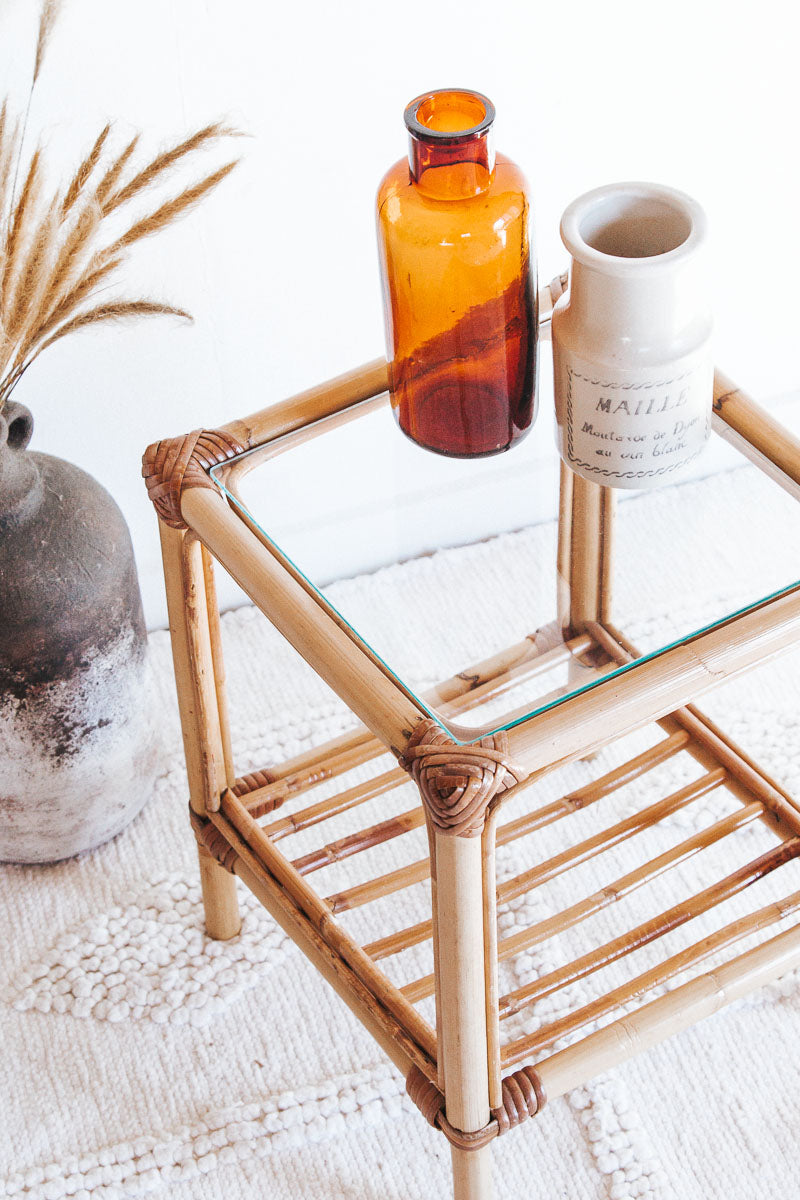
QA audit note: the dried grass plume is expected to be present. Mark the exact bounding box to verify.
[0,2,242,408]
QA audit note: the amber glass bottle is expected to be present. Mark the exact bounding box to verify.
[376,89,537,458]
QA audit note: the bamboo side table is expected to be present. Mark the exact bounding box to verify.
[143,314,800,1200]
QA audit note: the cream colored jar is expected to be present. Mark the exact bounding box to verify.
[552,182,712,488]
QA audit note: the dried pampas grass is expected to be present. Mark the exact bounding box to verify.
[0,2,242,409]
[33,0,62,86]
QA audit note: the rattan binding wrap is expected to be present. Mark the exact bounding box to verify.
[405,1065,546,1150]
[189,807,238,873]
[400,718,528,837]
[142,429,245,529]
[405,1067,494,1150]
[406,1065,446,1127]
[492,1067,547,1133]
[232,767,280,798]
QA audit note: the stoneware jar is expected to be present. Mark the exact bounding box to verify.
[0,400,160,862]
[552,181,712,488]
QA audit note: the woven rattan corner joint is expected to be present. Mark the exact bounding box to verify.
[143,352,800,1200]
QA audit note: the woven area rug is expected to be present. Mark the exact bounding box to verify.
[3,457,800,1200]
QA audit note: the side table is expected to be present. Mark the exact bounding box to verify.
[142,315,800,1200]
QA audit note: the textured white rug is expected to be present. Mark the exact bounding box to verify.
[3,457,800,1200]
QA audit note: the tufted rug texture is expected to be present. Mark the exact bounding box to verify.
[3,457,800,1200]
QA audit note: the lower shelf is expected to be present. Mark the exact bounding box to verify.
[193,620,800,1135]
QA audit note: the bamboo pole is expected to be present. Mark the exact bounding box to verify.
[220,789,437,1063]
[182,486,424,755]
[158,523,240,939]
[496,730,689,845]
[504,885,800,1065]
[159,526,225,815]
[599,485,615,625]
[401,769,724,1007]
[179,534,233,815]
[569,474,603,635]
[197,847,241,941]
[496,801,763,967]
[327,857,430,914]
[560,466,615,642]
[331,729,695,916]
[264,768,407,839]
[434,831,494,1200]
[712,369,800,500]
[201,545,235,786]
[363,732,690,962]
[407,797,765,1009]
[451,1148,493,1200]
[426,815,445,1093]
[219,358,390,454]
[594,621,800,838]
[556,461,574,633]
[223,390,388,492]
[365,916,434,962]
[503,585,800,772]
[291,804,423,875]
[248,633,591,824]
[498,837,800,1020]
[244,734,382,821]
[482,801,503,1111]
[496,769,726,907]
[533,921,800,1103]
[206,806,428,1080]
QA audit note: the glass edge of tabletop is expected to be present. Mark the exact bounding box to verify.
[209,389,800,748]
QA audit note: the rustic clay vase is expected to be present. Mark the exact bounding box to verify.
[0,399,161,862]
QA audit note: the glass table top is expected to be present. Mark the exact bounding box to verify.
[211,376,800,740]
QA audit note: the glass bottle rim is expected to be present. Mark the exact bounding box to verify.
[404,89,495,145]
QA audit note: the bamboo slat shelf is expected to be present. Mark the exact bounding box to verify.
[143,322,800,1199]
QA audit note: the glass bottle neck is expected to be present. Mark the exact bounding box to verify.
[404,89,495,200]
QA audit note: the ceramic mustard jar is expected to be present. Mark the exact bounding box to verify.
[552,181,712,488]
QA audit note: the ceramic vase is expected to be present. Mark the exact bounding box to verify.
[552,181,712,488]
[0,400,161,862]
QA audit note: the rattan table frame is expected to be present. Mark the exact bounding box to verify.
[143,346,800,1200]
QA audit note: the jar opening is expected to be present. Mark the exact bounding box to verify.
[405,89,495,142]
[578,193,693,259]
[6,414,32,450]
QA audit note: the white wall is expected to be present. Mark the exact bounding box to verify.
[1,0,798,628]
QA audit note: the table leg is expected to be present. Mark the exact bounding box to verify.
[452,1144,493,1200]
[558,465,615,637]
[434,833,494,1200]
[558,467,616,717]
[197,845,241,940]
[159,521,241,939]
